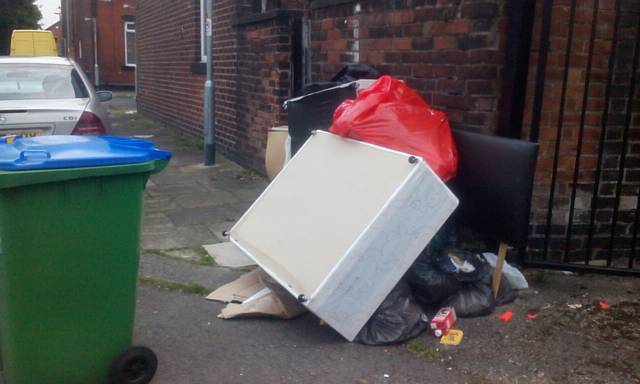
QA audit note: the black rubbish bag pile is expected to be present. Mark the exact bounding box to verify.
[356,247,517,345]
[410,249,516,317]
[355,279,428,345]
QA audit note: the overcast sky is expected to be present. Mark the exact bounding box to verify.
[36,0,61,29]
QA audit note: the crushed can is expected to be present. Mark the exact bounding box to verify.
[430,307,457,337]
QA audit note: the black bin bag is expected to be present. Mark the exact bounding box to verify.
[443,281,496,318]
[408,255,461,305]
[355,279,428,345]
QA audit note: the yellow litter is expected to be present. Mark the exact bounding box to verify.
[440,329,463,346]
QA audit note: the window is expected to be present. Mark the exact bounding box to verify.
[124,21,136,67]
[0,64,88,101]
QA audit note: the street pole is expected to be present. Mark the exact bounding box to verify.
[93,18,99,87]
[203,0,215,165]
[84,17,99,87]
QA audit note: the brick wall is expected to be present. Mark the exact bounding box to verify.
[234,14,302,170]
[524,0,640,263]
[138,0,509,170]
[137,0,303,171]
[62,0,96,76]
[136,0,204,138]
[96,0,136,87]
[309,0,509,134]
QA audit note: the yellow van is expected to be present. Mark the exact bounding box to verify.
[10,30,58,56]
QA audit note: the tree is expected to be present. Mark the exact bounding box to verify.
[0,0,43,55]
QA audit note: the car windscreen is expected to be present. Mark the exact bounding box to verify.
[0,63,89,100]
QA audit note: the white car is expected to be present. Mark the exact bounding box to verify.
[0,56,112,137]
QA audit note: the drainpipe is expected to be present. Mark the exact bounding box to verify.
[64,0,71,56]
[84,17,99,88]
[203,0,215,165]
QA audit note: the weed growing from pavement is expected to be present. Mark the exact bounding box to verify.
[145,247,216,266]
[173,131,204,150]
[235,169,259,180]
[192,245,215,266]
[406,340,443,360]
[138,276,212,295]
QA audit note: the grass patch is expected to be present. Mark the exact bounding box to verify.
[144,247,216,266]
[138,276,211,295]
[174,131,204,150]
[235,169,259,180]
[193,245,215,266]
[406,340,443,360]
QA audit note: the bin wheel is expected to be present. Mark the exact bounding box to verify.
[110,346,158,384]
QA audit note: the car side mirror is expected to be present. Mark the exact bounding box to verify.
[96,91,113,102]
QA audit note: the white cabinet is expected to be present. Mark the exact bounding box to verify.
[230,131,458,341]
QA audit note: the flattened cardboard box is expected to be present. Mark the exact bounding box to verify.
[207,268,306,319]
[230,131,458,340]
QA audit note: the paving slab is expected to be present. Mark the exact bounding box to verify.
[139,252,240,291]
[142,225,220,250]
[175,191,239,209]
[166,205,241,227]
[146,182,210,197]
[203,242,257,268]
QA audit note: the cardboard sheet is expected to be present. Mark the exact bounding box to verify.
[207,269,306,319]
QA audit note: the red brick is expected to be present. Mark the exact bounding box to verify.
[467,80,495,95]
[393,37,413,50]
[429,21,447,35]
[321,18,334,30]
[392,10,415,24]
[327,28,342,40]
[327,52,340,63]
[445,19,472,34]
[433,93,473,110]
[434,35,458,50]
[437,79,465,94]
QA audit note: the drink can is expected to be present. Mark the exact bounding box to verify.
[430,307,457,337]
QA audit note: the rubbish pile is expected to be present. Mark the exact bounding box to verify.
[207,67,533,346]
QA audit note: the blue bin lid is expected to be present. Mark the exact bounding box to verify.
[0,135,172,171]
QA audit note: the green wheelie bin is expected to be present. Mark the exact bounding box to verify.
[0,135,171,384]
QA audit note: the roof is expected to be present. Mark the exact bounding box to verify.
[46,21,61,30]
[0,56,73,65]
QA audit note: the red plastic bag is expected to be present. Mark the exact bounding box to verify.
[329,76,458,181]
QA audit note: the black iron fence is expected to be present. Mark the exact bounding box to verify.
[521,0,640,275]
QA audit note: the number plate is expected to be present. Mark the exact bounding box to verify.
[0,130,43,138]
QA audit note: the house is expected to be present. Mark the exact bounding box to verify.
[135,1,640,274]
[60,0,136,88]
[46,21,63,55]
